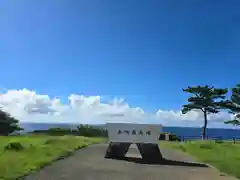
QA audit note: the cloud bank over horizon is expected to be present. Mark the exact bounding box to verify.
[0,89,233,128]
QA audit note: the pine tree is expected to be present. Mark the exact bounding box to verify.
[0,110,23,135]
[223,84,240,126]
[182,85,228,139]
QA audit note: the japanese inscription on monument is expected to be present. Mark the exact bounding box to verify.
[117,129,152,136]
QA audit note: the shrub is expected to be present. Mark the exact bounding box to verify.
[170,134,181,141]
[179,145,186,152]
[32,128,79,136]
[4,142,24,151]
[159,132,181,141]
[215,139,224,144]
[31,125,108,138]
[44,138,63,145]
[77,124,108,137]
[199,142,214,149]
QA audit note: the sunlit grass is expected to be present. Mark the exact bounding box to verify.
[0,135,105,180]
[161,140,240,178]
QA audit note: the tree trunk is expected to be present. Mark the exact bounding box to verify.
[202,111,207,140]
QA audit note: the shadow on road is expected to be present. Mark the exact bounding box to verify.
[106,156,209,168]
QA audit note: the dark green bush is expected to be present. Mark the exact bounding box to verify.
[4,142,24,151]
[32,128,79,136]
[76,124,107,137]
[215,139,224,144]
[31,125,108,138]
[159,132,181,141]
[44,138,63,144]
[199,143,214,149]
[179,145,186,152]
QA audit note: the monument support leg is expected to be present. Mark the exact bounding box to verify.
[136,143,162,162]
[105,142,131,159]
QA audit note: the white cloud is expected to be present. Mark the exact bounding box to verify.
[0,89,233,127]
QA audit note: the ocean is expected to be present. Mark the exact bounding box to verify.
[19,122,240,140]
[162,126,240,140]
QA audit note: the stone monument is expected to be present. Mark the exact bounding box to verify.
[105,123,162,162]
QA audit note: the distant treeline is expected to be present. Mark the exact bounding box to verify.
[30,124,108,137]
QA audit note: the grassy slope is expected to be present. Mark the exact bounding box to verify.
[0,135,105,180]
[161,141,240,179]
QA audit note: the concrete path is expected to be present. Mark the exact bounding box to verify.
[24,144,237,180]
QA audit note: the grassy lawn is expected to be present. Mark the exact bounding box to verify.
[161,140,240,179]
[0,135,105,180]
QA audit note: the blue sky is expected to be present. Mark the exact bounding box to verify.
[0,1,240,126]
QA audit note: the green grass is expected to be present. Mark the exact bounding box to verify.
[0,135,105,180]
[161,140,240,179]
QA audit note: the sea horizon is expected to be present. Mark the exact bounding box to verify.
[19,121,240,130]
[19,122,240,140]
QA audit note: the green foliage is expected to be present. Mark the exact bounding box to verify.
[32,128,79,136]
[179,145,186,152]
[0,135,105,180]
[161,141,240,179]
[182,85,228,114]
[44,138,64,145]
[224,120,240,126]
[221,84,240,126]
[215,139,224,144]
[77,124,108,137]
[4,142,24,151]
[0,110,23,135]
[182,85,228,139]
[159,132,181,141]
[170,133,181,141]
[199,142,214,149]
[31,125,108,137]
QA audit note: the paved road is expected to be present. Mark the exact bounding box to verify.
[24,144,237,180]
